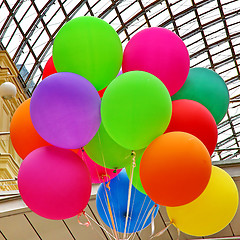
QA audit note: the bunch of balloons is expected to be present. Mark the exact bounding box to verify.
[10,15,239,237]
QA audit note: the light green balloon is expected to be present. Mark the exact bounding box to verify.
[172,68,229,124]
[101,71,172,150]
[53,16,123,91]
[125,153,146,195]
[84,123,143,169]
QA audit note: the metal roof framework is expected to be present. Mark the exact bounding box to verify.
[0,0,240,161]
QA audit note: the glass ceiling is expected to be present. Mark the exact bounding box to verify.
[0,0,240,162]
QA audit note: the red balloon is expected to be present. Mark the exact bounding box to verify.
[165,100,218,155]
[98,87,107,98]
[42,56,57,80]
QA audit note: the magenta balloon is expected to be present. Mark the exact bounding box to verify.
[78,150,121,183]
[30,72,101,149]
[122,27,190,96]
[18,146,91,220]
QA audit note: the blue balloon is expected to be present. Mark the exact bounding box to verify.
[96,169,159,233]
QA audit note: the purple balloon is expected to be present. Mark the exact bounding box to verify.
[30,72,101,149]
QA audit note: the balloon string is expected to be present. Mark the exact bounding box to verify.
[134,203,156,239]
[151,205,157,236]
[103,181,119,240]
[129,195,150,239]
[97,190,117,239]
[81,148,116,239]
[96,133,121,239]
[77,211,91,228]
[94,130,120,239]
[177,228,181,240]
[123,151,136,240]
[126,181,137,235]
[85,212,116,240]
[150,220,173,239]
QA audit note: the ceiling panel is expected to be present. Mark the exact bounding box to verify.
[0,214,40,240]
[64,204,111,240]
[230,179,240,236]
[24,212,75,240]
[0,231,7,240]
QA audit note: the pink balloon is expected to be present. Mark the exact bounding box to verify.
[122,27,190,96]
[78,149,122,183]
[18,146,91,220]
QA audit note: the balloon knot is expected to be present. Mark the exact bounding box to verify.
[78,211,91,227]
[131,151,136,167]
[131,150,136,157]
[113,169,117,173]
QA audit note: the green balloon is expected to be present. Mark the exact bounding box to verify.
[172,68,229,124]
[84,123,142,169]
[101,71,172,150]
[125,153,146,195]
[53,16,122,91]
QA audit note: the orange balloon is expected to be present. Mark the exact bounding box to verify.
[140,132,212,207]
[10,99,51,159]
[71,148,80,154]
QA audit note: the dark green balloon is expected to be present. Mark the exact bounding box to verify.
[125,153,146,195]
[84,123,142,169]
[172,68,229,124]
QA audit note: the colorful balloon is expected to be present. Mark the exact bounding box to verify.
[96,170,159,233]
[18,146,91,220]
[42,56,57,80]
[125,153,146,195]
[84,123,143,169]
[165,99,218,155]
[10,99,51,159]
[98,87,107,98]
[98,70,122,98]
[172,67,229,124]
[122,27,190,96]
[30,72,101,149]
[140,132,212,207]
[78,149,121,183]
[167,166,239,236]
[53,16,122,91]
[101,71,172,150]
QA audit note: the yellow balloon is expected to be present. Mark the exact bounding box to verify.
[167,166,239,236]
